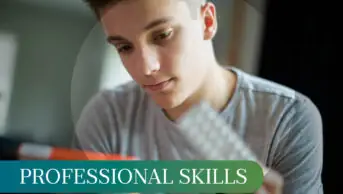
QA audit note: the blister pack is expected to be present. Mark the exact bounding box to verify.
[177,101,268,175]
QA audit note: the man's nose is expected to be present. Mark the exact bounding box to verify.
[136,48,160,76]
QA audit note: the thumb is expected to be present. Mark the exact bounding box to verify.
[263,169,284,194]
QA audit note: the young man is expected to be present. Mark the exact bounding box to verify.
[73,0,324,193]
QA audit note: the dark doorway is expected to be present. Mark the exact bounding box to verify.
[257,0,338,193]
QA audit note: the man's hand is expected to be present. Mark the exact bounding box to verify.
[256,169,284,194]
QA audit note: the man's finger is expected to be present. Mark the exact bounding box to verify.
[263,169,284,194]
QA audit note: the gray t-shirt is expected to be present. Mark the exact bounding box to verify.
[72,67,323,194]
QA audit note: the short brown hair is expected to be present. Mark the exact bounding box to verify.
[83,0,207,19]
[83,0,123,19]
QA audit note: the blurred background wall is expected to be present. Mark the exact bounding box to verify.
[0,0,97,147]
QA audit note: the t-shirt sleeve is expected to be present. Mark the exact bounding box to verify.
[71,91,119,154]
[271,97,324,194]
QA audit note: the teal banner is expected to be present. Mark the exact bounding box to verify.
[0,160,263,193]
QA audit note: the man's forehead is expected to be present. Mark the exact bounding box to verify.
[101,0,192,39]
[180,0,207,19]
[100,0,205,19]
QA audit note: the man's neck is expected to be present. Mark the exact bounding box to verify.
[165,63,237,121]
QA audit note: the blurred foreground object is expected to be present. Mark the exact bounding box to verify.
[177,101,278,193]
[0,137,136,160]
[177,101,268,174]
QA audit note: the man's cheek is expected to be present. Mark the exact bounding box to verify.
[159,56,179,75]
[123,64,138,77]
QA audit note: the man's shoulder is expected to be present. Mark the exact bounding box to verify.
[235,68,318,110]
[73,81,149,151]
[235,68,297,101]
[237,67,321,132]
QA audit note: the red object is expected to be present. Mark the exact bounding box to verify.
[48,147,137,160]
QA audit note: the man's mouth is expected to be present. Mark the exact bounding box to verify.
[143,78,175,92]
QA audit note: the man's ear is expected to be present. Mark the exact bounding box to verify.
[201,2,217,40]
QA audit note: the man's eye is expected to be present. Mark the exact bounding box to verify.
[154,29,173,41]
[116,44,132,53]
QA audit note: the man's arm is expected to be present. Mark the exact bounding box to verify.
[271,97,324,194]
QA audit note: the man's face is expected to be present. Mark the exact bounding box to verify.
[101,0,216,109]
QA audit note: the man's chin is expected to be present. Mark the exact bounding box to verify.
[152,95,181,110]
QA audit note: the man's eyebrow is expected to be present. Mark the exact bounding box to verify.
[106,17,174,43]
[107,35,127,43]
[144,17,174,31]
